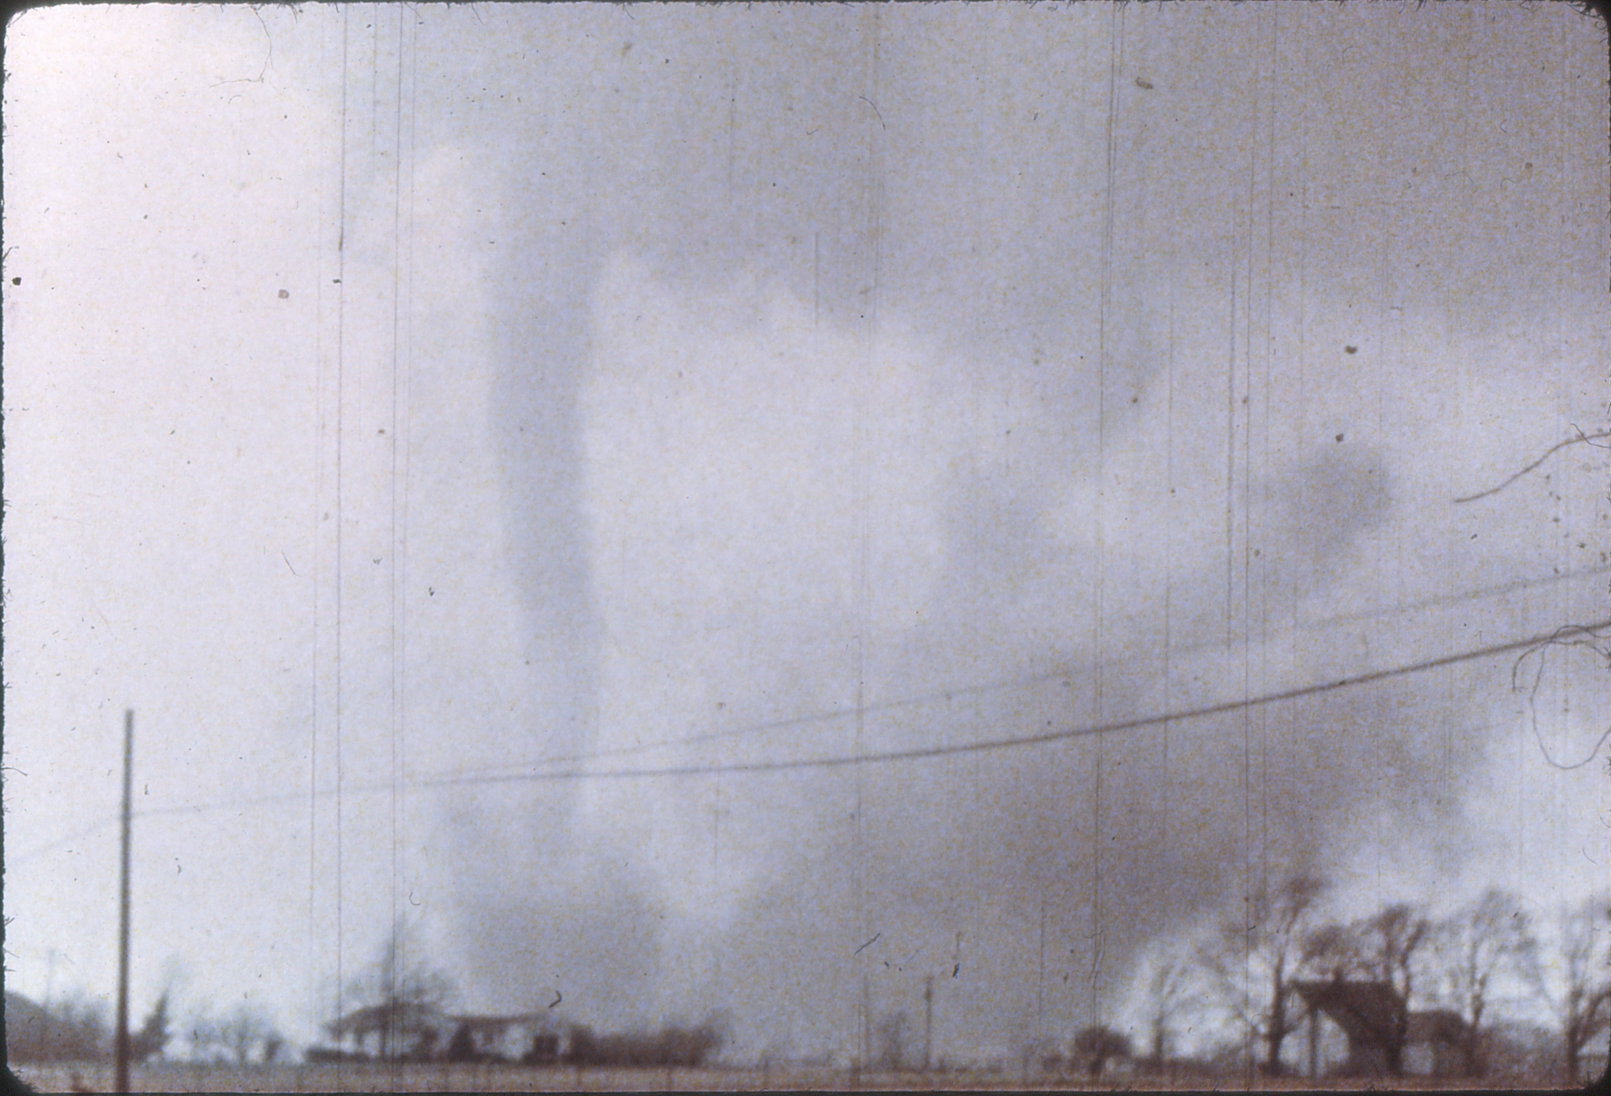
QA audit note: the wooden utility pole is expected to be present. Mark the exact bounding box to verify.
[114,709,133,1094]
[922,974,934,1072]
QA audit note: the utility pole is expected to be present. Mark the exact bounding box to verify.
[114,709,133,1094]
[922,974,933,1073]
[1037,901,1047,1035]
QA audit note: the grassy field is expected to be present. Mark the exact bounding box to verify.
[7,1061,1587,1093]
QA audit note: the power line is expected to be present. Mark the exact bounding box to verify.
[377,618,1611,783]
[439,664,1088,780]
[18,619,1603,862]
[1297,562,1610,632]
[420,561,1610,787]
[21,571,1591,866]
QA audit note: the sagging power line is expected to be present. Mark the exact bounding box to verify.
[17,619,1607,865]
[427,561,1609,788]
[410,619,1611,785]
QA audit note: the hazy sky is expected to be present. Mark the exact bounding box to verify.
[5,1,1609,1065]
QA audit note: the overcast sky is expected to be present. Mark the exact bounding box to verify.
[5,1,1609,1065]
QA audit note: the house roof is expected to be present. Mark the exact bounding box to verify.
[1292,981,1469,1052]
[326,1001,447,1039]
[1292,980,1405,1048]
[442,1013,554,1036]
[326,1003,555,1040]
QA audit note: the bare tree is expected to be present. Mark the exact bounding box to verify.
[340,916,458,1059]
[1425,887,1539,1076]
[5,987,111,1062]
[1072,1024,1132,1078]
[185,1002,225,1063]
[217,1002,281,1065]
[1194,873,1329,1076]
[1361,904,1431,1003]
[129,991,172,1063]
[1130,945,1196,1065]
[1539,893,1611,1082]
[369,917,456,1012]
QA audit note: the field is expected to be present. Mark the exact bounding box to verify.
[7,1062,1584,1093]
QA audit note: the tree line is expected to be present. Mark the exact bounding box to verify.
[1117,876,1610,1082]
[12,887,1605,1082]
[6,987,286,1066]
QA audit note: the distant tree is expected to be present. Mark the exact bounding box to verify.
[1072,1024,1132,1077]
[1194,873,1329,1076]
[1019,1034,1062,1075]
[1357,903,1431,1005]
[1298,919,1355,981]
[661,1020,724,1067]
[218,1002,280,1064]
[1131,946,1196,1065]
[56,991,112,1062]
[4,989,110,1062]
[370,918,456,1013]
[185,1002,226,1062]
[1539,893,1611,1082]
[563,1021,722,1068]
[338,916,457,1059]
[1425,887,1538,1076]
[129,991,172,1063]
[1482,1018,1560,1081]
